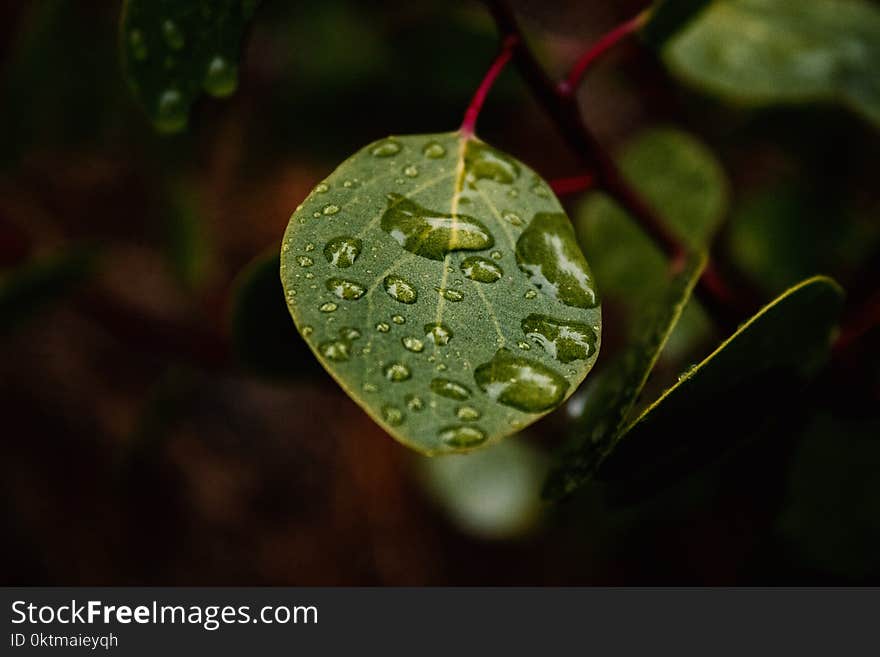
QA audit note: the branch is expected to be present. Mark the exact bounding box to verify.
[549,173,595,196]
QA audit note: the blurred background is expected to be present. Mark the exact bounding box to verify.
[1,0,878,585]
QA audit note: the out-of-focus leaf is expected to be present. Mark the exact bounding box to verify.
[664,0,880,127]
[120,0,260,133]
[598,276,845,502]
[162,186,210,290]
[641,0,714,49]
[544,253,706,500]
[230,250,319,380]
[419,435,549,540]
[779,413,880,578]
[282,132,601,455]
[0,249,100,334]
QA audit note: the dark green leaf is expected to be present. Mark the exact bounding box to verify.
[281,132,602,455]
[641,0,714,49]
[544,253,706,500]
[120,0,259,133]
[664,0,880,127]
[598,276,845,502]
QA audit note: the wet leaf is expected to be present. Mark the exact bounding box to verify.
[641,0,714,49]
[597,276,844,502]
[664,0,880,127]
[120,0,260,133]
[544,253,706,500]
[281,132,602,455]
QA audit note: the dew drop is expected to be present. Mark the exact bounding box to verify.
[322,204,340,216]
[362,382,377,393]
[296,256,313,267]
[530,181,550,198]
[315,182,329,193]
[203,56,238,97]
[383,274,418,304]
[392,315,405,325]
[319,302,338,313]
[302,325,313,337]
[305,243,315,252]
[524,290,537,299]
[156,89,186,133]
[456,406,481,421]
[521,314,598,363]
[422,141,446,158]
[464,141,520,186]
[502,211,523,226]
[376,322,390,333]
[490,251,502,260]
[384,363,411,382]
[403,164,419,178]
[430,378,471,400]
[436,287,463,302]
[323,236,362,268]
[371,139,401,157]
[319,340,350,361]
[406,394,425,411]
[382,405,405,427]
[402,336,424,353]
[325,277,365,300]
[474,348,569,413]
[424,323,453,346]
[460,256,503,283]
[161,19,185,50]
[438,425,487,448]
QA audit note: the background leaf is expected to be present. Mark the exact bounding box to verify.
[641,0,714,50]
[544,252,707,500]
[597,276,845,502]
[120,0,259,133]
[664,0,880,127]
[281,132,602,455]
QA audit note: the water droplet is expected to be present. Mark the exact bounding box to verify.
[424,323,453,346]
[456,406,481,421]
[422,141,446,158]
[530,181,550,198]
[156,89,186,133]
[312,212,321,218]
[304,272,314,279]
[305,243,315,252]
[517,341,530,350]
[521,314,598,363]
[302,325,313,337]
[516,212,598,309]
[296,256,313,267]
[341,327,361,340]
[319,302,338,313]
[383,274,418,304]
[430,378,471,400]
[129,29,148,61]
[203,56,238,97]
[323,236,361,268]
[322,204,340,216]
[490,251,502,260]
[363,382,377,393]
[436,287,463,302]
[161,19,185,50]
[403,164,419,178]
[371,139,401,157]
[464,141,520,186]
[502,211,523,226]
[508,189,519,198]
[342,179,359,189]
[315,182,329,193]
[319,340,350,361]
[384,363,411,382]
[402,336,424,353]
[376,322,390,333]
[438,425,487,448]
[474,348,569,413]
[403,395,423,412]
[382,405,405,427]
[392,315,406,325]
[460,256,503,283]
[524,290,537,299]
[381,194,493,260]
[436,363,448,371]
[325,277,365,300]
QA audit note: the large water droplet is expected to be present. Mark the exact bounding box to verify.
[515,212,598,309]
[325,277,365,300]
[456,405,481,421]
[464,141,520,186]
[381,194,493,261]
[323,236,361,268]
[521,314,598,363]
[438,425,487,448]
[383,274,418,304]
[474,348,569,413]
[424,323,453,346]
[161,19,185,50]
[430,378,471,400]
[460,256,503,283]
[382,405,405,427]
[371,139,401,157]
[129,29,148,61]
[422,141,446,158]
[384,363,411,382]
[156,89,186,133]
[203,56,238,97]
[402,336,424,353]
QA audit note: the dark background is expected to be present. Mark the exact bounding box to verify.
[1,0,878,585]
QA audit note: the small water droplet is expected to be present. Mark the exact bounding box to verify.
[341,327,361,340]
[323,236,361,268]
[305,243,315,252]
[161,19,185,50]
[384,363,411,382]
[319,340,350,361]
[203,55,238,97]
[430,378,471,400]
[508,189,519,198]
[490,251,502,260]
[530,181,550,198]
[315,182,329,193]
[371,139,401,157]
[296,256,313,267]
[362,382,378,393]
[456,406,481,421]
[325,277,366,300]
[422,141,446,158]
[402,336,424,353]
[438,425,487,448]
[502,211,523,226]
[383,274,418,304]
[129,29,148,61]
[382,405,405,426]
[436,287,463,302]
[405,395,425,412]
[319,302,338,313]
[156,89,186,133]
[524,290,537,299]
[403,164,419,178]
[392,315,405,325]
[302,325,313,337]
[322,204,340,216]
[343,179,360,189]
[517,341,531,350]
[313,212,321,218]
[304,272,314,279]
[424,323,453,346]
[460,256,503,283]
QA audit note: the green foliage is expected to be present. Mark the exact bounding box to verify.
[664,0,880,127]
[0,249,100,335]
[544,253,706,500]
[281,132,601,455]
[230,250,320,380]
[597,276,844,502]
[641,0,714,49]
[120,0,259,133]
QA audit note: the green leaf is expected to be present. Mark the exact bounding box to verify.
[230,249,321,380]
[281,132,602,455]
[664,0,880,127]
[120,0,259,133]
[544,252,707,500]
[597,276,845,502]
[0,249,100,335]
[641,0,714,49]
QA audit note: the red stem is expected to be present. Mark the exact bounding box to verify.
[559,11,648,95]
[460,35,519,136]
[550,173,596,196]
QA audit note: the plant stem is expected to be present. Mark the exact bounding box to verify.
[559,10,649,95]
[549,173,595,196]
[485,0,756,328]
[460,35,519,136]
